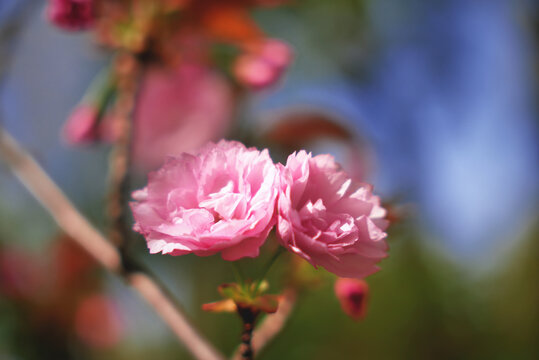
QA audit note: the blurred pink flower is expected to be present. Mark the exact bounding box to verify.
[233,38,292,89]
[334,278,369,320]
[132,64,234,170]
[62,104,100,145]
[258,38,293,69]
[276,151,388,279]
[47,0,95,31]
[131,140,279,261]
[0,247,46,300]
[74,294,124,349]
[234,55,277,89]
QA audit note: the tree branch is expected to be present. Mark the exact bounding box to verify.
[0,128,225,360]
[107,53,138,251]
[232,288,297,360]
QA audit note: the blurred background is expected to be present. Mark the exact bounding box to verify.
[1,0,538,359]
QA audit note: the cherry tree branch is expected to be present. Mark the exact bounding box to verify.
[0,128,225,360]
[107,53,138,251]
[232,288,297,360]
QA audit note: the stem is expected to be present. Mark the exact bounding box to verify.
[236,306,259,360]
[254,247,285,293]
[232,287,297,360]
[107,53,140,254]
[232,262,246,285]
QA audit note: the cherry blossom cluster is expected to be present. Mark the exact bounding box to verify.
[49,0,294,172]
[131,140,389,279]
[46,0,293,89]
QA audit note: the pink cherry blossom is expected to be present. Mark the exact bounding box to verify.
[334,278,369,321]
[130,140,279,261]
[276,151,388,279]
[62,104,100,144]
[132,64,234,171]
[47,0,95,31]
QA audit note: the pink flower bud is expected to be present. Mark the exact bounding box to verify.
[233,54,282,89]
[62,105,100,145]
[47,0,95,31]
[233,39,293,89]
[334,278,369,321]
[259,39,293,70]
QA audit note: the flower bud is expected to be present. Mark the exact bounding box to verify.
[62,105,101,145]
[259,39,293,70]
[233,39,293,89]
[47,0,95,31]
[334,278,369,321]
[233,54,281,89]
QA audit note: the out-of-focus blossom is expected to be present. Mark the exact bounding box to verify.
[277,151,388,279]
[0,238,97,303]
[0,247,46,300]
[234,54,279,89]
[94,0,288,70]
[59,65,115,146]
[131,140,279,261]
[132,64,234,170]
[52,237,97,290]
[0,237,124,352]
[74,294,124,349]
[47,0,95,31]
[234,39,293,89]
[334,278,369,321]
[258,39,293,69]
[62,104,101,145]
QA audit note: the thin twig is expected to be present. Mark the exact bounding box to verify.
[232,288,297,360]
[0,128,225,360]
